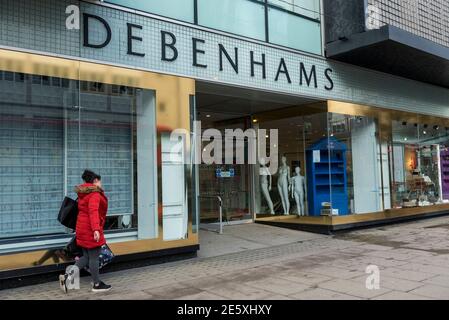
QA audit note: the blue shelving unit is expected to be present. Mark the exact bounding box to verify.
[306,137,348,216]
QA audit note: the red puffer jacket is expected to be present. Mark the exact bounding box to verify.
[75,183,108,249]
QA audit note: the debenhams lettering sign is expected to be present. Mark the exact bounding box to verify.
[82,13,334,91]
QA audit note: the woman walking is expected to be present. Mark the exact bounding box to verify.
[60,170,112,293]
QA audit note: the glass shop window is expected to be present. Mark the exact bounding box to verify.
[267,1,322,54]
[390,119,449,209]
[0,71,158,243]
[255,110,329,217]
[327,113,385,215]
[197,0,266,41]
[105,0,195,23]
[268,0,321,19]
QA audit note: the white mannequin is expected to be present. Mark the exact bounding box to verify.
[277,156,291,215]
[291,166,306,216]
[259,158,275,214]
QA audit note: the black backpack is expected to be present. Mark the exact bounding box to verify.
[58,197,78,230]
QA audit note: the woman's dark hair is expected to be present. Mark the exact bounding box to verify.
[82,170,101,183]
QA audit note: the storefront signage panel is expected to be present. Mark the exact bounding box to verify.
[1,0,449,117]
[79,8,334,95]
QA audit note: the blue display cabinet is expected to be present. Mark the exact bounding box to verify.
[306,137,348,216]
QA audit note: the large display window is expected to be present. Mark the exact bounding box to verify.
[254,104,329,216]
[255,101,449,221]
[390,118,449,209]
[327,113,386,215]
[0,49,197,272]
[0,70,168,249]
[0,75,155,239]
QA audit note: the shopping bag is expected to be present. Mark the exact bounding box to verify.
[85,244,115,272]
[98,244,115,269]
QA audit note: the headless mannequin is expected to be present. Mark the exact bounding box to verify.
[259,158,275,214]
[291,166,306,216]
[277,156,291,215]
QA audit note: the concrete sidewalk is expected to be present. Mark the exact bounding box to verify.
[2,219,449,300]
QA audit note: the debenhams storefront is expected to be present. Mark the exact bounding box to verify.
[2,0,449,282]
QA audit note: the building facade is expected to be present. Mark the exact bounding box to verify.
[1,0,449,282]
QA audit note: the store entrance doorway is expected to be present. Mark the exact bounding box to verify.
[195,82,320,229]
[196,100,253,225]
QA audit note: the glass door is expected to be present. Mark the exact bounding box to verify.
[198,116,252,224]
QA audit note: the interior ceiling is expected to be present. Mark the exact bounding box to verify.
[392,121,449,145]
[196,81,319,121]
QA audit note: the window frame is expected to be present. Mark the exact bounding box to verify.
[104,0,322,55]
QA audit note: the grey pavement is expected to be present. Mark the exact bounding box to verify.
[2,217,449,300]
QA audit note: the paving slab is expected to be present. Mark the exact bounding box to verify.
[244,276,310,295]
[423,275,449,288]
[351,275,424,292]
[409,284,449,300]
[289,288,361,300]
[380,267,436,282]
[318,278,391,299]
[372,291,430,300]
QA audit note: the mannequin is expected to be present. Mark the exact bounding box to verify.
[277,156,291,215]
[291,166,306,216]
[259,158,275,214]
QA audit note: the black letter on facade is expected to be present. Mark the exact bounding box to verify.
[161,31,178,62]
[324,68,334,91]
[300,63,318,88]
[127,23,145,57]
[192,38,207,68]
[219,44,238,74]
[250,51,266,79]
[275,58,291,83]
[83,13,112,49]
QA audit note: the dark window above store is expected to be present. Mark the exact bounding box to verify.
[103,0,322,55]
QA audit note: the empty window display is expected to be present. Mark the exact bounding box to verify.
[0,71,160,248]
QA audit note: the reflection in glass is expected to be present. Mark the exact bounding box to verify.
[0,71,158,241]
[197,0,266,41]
[105,0,195,23]
[268,0,321,19]
[268,6,322,54]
